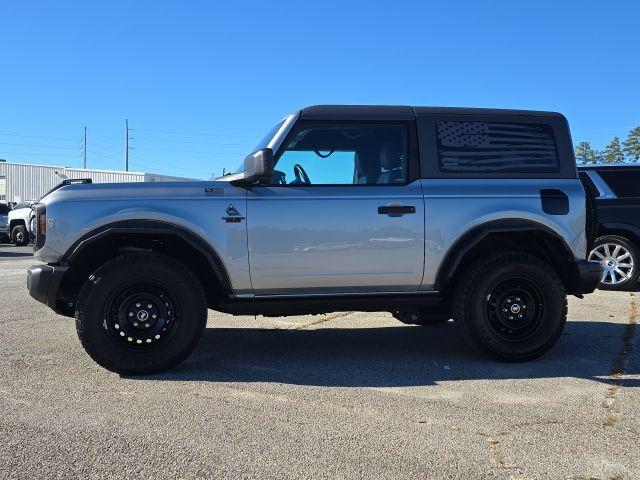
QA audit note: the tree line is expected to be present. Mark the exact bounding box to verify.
[574,125,640,164]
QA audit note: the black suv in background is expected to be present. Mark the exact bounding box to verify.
[579,164,640,290]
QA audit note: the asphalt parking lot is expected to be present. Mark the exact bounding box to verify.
[0,244,638,479]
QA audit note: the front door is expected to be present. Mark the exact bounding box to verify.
[246,121,424,296]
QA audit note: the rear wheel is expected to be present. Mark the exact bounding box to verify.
[75,252,207,375]
[588,235,638,290]
[11,225,29,246]
[453,252,567,361]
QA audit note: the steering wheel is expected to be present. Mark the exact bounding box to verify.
[293,164,311,184]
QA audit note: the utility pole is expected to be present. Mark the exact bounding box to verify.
[82,126,87,169]
[125,119,129,171]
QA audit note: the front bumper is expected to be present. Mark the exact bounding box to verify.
[569,259,603,296]
[27,264,68,308]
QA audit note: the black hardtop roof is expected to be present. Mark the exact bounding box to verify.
[301,105,565,121]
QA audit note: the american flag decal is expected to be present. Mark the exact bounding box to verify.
[436,121,559,172]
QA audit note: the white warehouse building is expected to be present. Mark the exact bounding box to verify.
[0,161,196,204]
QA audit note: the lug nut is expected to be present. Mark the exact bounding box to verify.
[133,322,138,326]
[136,303,141,308]
[129,312,134,317]
[147,304,152,309]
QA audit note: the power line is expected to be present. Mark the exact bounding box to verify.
[0,141,78,150]
[125,119,131,171]
[132,146,246,156]
[0,150,76,158]
[0,131,76,142]
[133,137,254,147]
[133,127,258,139]
[82,126,87,169]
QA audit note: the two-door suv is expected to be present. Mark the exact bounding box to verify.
[27,105,602,374]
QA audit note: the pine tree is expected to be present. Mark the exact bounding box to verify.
[575,141,597,164]
[623,127,640,162]
[593,149,604,164]
[603,136,625,163]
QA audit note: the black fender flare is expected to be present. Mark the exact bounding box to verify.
[434,218,575,290]
[62,219,233,293]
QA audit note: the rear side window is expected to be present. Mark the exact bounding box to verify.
[597,170,640,198]
[436,121,560,173]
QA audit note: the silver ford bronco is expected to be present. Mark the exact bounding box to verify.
[27,105,602,374]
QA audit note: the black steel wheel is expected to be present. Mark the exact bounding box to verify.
[485,278,545,341]
[75,252,207,375]
[453,252,567,361]
[104,283,179,349]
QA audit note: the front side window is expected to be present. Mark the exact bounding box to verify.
[436,121,560,174]
[270,123,408,185]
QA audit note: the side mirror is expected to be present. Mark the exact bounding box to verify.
[231,148,274,185]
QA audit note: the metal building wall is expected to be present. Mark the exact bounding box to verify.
[0,162,146,203]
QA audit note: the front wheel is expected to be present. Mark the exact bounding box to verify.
[453,252,567,361]
[75,253,207,375]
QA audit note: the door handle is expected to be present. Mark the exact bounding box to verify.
[377,205,416,217]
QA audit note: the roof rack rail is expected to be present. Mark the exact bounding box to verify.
[40,178,93,200]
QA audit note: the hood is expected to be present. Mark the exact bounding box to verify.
[42,180,237,204]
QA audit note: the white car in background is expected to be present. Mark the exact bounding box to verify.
[7,201,35,246]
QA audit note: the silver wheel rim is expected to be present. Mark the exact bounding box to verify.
[589,243,634,285]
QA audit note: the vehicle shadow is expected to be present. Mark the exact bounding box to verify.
[137,320,639,388]
[0,250,33,258]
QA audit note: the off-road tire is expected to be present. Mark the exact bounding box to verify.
[75,252,207,375]
[11,225,29,246]
[588,235,639,291]
[453,252,567,361]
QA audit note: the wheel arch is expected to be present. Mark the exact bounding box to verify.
[434,219,576,292]
[56,220,233,315]
[597,223,640,247]
[9,218,26,231]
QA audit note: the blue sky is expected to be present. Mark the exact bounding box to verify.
[0,1,638,179]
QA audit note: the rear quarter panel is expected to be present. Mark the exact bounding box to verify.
[420,178,587,289]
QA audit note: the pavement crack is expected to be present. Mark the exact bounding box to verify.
[603,292,638,427]
[479,432,519,472]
